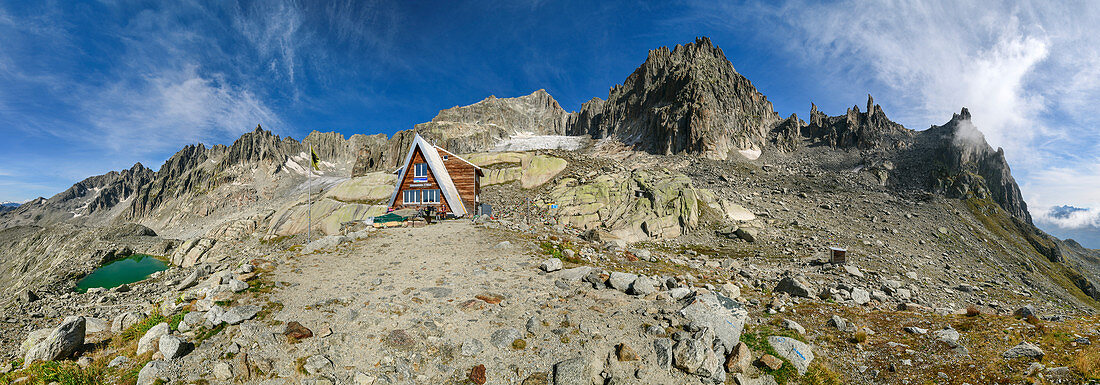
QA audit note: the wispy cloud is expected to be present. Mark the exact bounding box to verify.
[234,0,304,83]
[83,65,282,153]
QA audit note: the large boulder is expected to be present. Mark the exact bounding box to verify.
[466,152,568,189]
[137,323,170,356]
[672,332,725,383]
[20,329,51,354]
[679,292,749,354]
[216,305,261,325]
[23,316,86,368]
[774,275,813,298]
[137,360,170,385]
[1003,342,1044,359]
[159,334,190,359]
[608,272,637,292]
[548,169,704,242]
[111,311,144,333]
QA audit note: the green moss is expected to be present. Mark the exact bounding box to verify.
[193,323,227,345]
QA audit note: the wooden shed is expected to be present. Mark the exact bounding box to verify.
[387,134,483,217]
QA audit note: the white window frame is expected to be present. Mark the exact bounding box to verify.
[423,189,440,203]
[413,163,428,178]
[403,189,423,204]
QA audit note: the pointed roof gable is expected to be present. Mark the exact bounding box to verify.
[434,145,484,176]
[387,133,468,216]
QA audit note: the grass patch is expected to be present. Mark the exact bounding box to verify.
[1074,346,1100,380]
[255,300,285,322]
[260,235,292,245]
[167,311,189,332]
[538,241,583,264]
[740,325,799,384]
[118,311,167,342]
[1,361,108,385]
[193,323,227,345]
[802,361,843,385]
[246,277,275,294]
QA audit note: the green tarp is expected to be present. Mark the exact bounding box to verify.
[373,213,407,224]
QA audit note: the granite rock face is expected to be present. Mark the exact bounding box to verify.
[568,37,781,160]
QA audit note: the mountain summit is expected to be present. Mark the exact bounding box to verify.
[569,37,781,160]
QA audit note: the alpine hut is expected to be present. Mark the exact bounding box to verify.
[387,133,483,217]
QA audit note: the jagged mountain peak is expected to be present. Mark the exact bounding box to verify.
[569,36,781,160]
[801,94,911,150]
[898,108,1033,223]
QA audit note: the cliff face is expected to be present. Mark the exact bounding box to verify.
[568,37,781,160]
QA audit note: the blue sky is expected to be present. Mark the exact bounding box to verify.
[1,0,1098,246]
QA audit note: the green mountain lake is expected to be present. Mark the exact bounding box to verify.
[75,254,168,293]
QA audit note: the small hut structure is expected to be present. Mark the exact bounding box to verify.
[387,134,483,217]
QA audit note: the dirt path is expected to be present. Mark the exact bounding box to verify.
[258,222,594,383]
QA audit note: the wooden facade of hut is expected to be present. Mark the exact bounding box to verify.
[387,134,483,217]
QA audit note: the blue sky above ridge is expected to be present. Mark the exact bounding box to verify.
[0,0,1098,246]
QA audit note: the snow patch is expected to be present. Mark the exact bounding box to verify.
[493,135,588,152]
[737,149,761,160]
[283,159,307,175]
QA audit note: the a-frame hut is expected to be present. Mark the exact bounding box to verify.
[387,133,483,217]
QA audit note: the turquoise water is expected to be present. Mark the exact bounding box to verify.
[75,254,168,293]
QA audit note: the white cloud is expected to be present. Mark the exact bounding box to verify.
[1035,206,1100,230]
[1023,162,1100,209]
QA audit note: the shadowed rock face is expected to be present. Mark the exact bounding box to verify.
[921,108,1031,224]
[803,95,912,150]
[0,163,153,229]
[568,37,781,160]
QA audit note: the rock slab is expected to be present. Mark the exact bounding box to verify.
[679,292,748,353]
[23,316,86,368]
[767,336,814,375]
